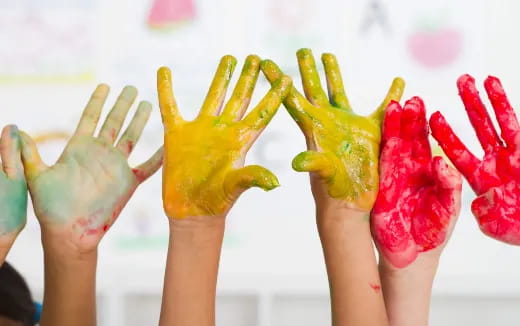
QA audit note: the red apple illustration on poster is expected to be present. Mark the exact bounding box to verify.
[407,17,463,68]
[147,0,196,30]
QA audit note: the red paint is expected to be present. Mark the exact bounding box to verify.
[148,0,196,28]
[110,128,117,141]
[372,97,462,268]
[430,74,520,245]
[132,168,143,181]
[126,141,134,154]
[369,283,381,293]
[73,211,107,238]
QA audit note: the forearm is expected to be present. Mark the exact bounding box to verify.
[317,206,388,326]
[0,235,15,266]
[379,258,438,326]
[159,217,225,326]
[40,231,98,326]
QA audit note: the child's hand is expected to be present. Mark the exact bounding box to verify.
[372,97,462,268]
[158,55,291,219]
[0,125,27,264]
[430,75,520,245]
[261,49,404,212]
[20,85,163,253]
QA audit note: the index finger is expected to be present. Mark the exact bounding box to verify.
[429,111,482,192]
[260,60,314,132]
[370,77,406,125]
[242,75,292,131]
[381,100,402,146]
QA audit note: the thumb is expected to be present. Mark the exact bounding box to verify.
[19,131,47,179]
[292,151,336,181]
[224,165,279,199]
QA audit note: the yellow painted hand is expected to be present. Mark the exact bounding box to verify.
[158,55,292,219]
[261,49,405,211]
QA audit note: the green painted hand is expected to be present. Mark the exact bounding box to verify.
[20,85,163,252]
[261,49,405,211]
[0,125,27,264]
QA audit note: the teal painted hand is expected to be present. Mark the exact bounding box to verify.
[20,85,163,252]
[0,125,27,264]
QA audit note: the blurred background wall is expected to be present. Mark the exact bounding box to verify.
[2,0,520,325]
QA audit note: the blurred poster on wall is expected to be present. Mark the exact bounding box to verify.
[344,0,487,87]
[0,0,97,83]
[108,0,223,117]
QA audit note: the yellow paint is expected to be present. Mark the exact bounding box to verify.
[158,55,291,218]
[262,49,405,211]
[33,131,69,144]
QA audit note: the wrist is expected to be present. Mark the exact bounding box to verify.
[168,216,226,248]
[379,256,438,302]
[41,226,98,263]
[316,203,371,234]
[379,253,439,282]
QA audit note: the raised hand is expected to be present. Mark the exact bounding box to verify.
[372,97,462,268]
[261,48,404,211]
[0,125,27,264]
[430,74,520,245]
[158,55,291,219]
[20,85,163,252]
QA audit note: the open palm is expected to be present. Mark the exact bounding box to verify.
[372,98,462,268]
[21,85,163,251]
[261,49,405,211]
[431,75,520,245]
[158,55,291,218]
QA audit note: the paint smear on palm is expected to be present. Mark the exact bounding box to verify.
[158,55,291,218]
[261,49,405,211]
[28,136,136,232]
[372,97,462,268]
[20,85,163,248]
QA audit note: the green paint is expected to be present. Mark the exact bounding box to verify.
[0,177,27,234]
[338,141,351,155]
[261,49,405,211]
[28,136,136,227]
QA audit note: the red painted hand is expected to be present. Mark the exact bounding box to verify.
[372,97,462,268]
[430,74,520,245]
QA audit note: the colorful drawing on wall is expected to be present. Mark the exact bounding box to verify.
[268,0,311,32]
[359,0,391,35]
[407,17,463,68]
[0,2,96,83]
[255,0,337,63]
[147,0,196,30]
